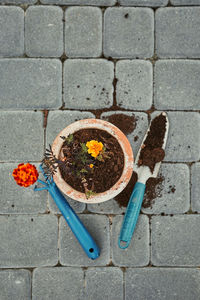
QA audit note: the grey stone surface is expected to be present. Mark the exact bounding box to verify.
[156,7,200,58]
[111,215,149,266]
[0,215,58,267]
[41,0,116,4]
[59,214,110,266]
[33,267,84,300]
[125,268,200,300]
[0,0,36,3]
[152,111,200,162]
[116,60,152,110]
[87,198,126,215]
[0,111,44,162]
[85,268,123,300]
[46,110,95,145]
[191,163,200,212]
[142,163,190,214]
[0,59,62,109]
[155,60,200,110]
[64,59,114,109]
[151,215,200,266]
[171,0,200,4]
[0,7,24,57]
[104,8,154,58]
[0,269,31,300]
[25,6,63,57]
[0,163,47,214]
[101,111,149,158]
[119,0,168,5]
[65,7,102,58]
[48,193,85,214]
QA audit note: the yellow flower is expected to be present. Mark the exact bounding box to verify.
[89,164,94,168]
[86,140,103,158]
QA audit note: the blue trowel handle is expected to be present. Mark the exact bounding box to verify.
[118,182,146,249]
[48,183,100,260]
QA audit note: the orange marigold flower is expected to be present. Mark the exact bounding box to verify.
[86,140,103,158]
[89,164,94,168]
[12,163,39,187]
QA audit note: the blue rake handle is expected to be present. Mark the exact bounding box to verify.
[118,182,146,249]
[34,164,100,260]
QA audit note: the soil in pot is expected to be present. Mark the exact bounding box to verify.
[138,113,166,173]
[58,128,124,197]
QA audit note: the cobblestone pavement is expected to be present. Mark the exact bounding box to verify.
[0,1,200,299]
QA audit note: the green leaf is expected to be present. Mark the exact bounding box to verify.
[80,168,88,173]
[96,154,103,161]
[80,143,88,153]
[85,190,96,199]
[65,134,73,145]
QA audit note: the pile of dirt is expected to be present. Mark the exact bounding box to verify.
[138,114,166,173]
[102,113,137,135]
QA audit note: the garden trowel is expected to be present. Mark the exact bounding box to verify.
[118,112,169,249]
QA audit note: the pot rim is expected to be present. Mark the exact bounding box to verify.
[51,118,134,204]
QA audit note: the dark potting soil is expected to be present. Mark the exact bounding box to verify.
[142,176,164,209]
[102,113,137,135]
[115,171,165,209]
[138,114,166,173]
[59,128,124,194]
[115,171,138,207]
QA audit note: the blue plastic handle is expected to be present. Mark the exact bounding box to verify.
[34,165,100,260]
[118,182,146,249]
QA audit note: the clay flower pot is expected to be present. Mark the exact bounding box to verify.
[52,119,134,204]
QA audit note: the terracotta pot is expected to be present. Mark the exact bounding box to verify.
[52,119,134,204]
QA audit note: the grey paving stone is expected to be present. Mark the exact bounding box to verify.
[151,111,200,162]
[111,215,149,266]
[191,163,200,212]
[85,268,123,300]
[119,0,168,6]
[64,60,114,109]
[25,6,63,57]
[0,59,62,109]
[155,60,200,110]
[48,193,85,214]
[0,163,47,214]
[87,198,126,215]
[0,111,44,162]
[151,215,200,266]
[171,0,200,4]
[0,7,24,57]
[46,110,95,145]
[0,0,36,3]
[101,111,149,158]
[142,163,190,214]
[156,7,200,58]
[65,7,102,58]
[125,268,200,300]
[104,8,154,58]
[0,215,58,268]
[59,214,110,266]
[116,60,152,110]
[33,267,84,300]
[41,0,116,5]
[0,269,31,300]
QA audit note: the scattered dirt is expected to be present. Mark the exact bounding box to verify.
[138,114,166,173]
[168,185,176,194]
[142,176,164,209]
[115,171,138,208]
[59,128,124,194]
[102,113,137,135]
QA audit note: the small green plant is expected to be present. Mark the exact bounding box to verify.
[85,190,96,199]
[60,134,73,145]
